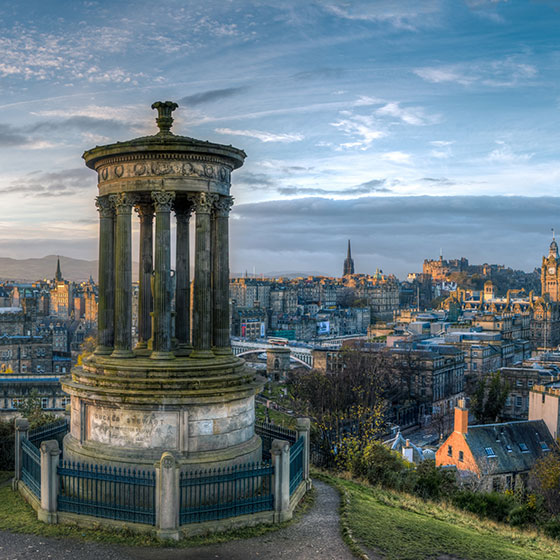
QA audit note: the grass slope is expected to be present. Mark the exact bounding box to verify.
[0,483,315,548]
[330,475,560,560]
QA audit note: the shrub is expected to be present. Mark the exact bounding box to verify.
[543,517,560,540]
[452,490,517,523]
[412,460,457,501]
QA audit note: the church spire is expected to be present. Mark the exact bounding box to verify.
[55,256,62,282]
[550,229,559,258]
[343,239,355,276]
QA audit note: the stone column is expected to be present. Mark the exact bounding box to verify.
[271,439,291,522]
[296,417,312,489]
[155,452,179,541]
[135,202,154,351]
[110,192,135,359]
[212,196,234,355]
[174,199,193,356]
[151,190,175,360]
[94,196,115,355]
[12,417,29,490]
[192,192,217,359]
[39,439,59,524]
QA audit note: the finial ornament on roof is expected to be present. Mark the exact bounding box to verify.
[151,101,178,135]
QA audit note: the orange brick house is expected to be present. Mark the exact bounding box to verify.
[436,399,556,491]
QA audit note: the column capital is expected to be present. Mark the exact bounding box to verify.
[173,199,194,222]
[214,195,234,217]
[191,192,218,214]
[152,190,175,212]
[109,192,136,215]
[134,201,154,218]
[95,196,114,218]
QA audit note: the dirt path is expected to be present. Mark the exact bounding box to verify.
[0,480,354,560]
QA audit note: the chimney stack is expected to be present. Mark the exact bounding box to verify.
[454,398,468,435]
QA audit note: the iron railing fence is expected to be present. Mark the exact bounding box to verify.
[28,419,69,448]
[289,436,304,496]
[255,421,297,461]
[179,462,274,525]
[57,461,156,525]
[21,437,41,498]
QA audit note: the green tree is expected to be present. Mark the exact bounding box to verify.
[470,372,509,424]
[18,389,56,429]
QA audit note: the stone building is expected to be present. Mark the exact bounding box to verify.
[423,255,469,282]
[529,380,560,439]
[50,259,74,319]
[437,401,556,492]
[0,373,70,419]
[0,334,53,374]
[343,239,355,276]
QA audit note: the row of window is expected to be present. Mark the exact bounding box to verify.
[8,397,70,409]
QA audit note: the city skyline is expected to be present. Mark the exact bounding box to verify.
[1,1,560,276]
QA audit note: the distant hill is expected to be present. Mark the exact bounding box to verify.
[231,271,329,279]
[0,255,98,283]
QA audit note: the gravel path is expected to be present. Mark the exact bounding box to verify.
[0,480,354,560]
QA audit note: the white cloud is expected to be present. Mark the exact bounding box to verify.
[330,112,386,150]
[375,102,435,125]
[414,57,538,88]
[381,151,412,164]
[487,141,533,163]
[430,140,454,147]
[215,128,304,143]
[322,0,441,30]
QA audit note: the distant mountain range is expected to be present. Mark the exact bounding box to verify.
[0,255,98,283]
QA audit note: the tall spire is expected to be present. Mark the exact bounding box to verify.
[343,239,355,276]
[550,229,559,259]
[55,256,62,282]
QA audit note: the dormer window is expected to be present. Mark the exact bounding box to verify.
[519,443,529,453]
[540,442,550,451]
[485,447,496,457]
[506,445,513,453]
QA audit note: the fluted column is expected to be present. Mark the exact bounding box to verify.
[192,192,217,358]
[212,196,234,354]
[174,199,193,356]
[135,202,154,351]
[151,190,175,360]
[94,196,115,355]
[109,192,135,359]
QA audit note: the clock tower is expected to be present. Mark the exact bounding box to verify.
[542,231,560,302]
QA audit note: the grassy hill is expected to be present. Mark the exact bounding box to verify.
[324,474,560,560]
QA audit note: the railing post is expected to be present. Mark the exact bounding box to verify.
[271,439,291,522]
[296,417,312,489]
[155,452,180,541]
[12,418,29,490]
[38,439,59,524]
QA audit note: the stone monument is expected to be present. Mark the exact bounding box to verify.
[62,101,264,470]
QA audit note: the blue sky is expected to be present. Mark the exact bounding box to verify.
[1,0,560,277]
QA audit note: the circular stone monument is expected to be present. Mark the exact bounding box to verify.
[61,101,264,470]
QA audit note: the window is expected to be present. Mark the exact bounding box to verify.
[519,443,529,453]
[459,451,464,462]
[492,477,501,491]
[472,363,477,370]
[41,398,48,409]
[516,379,523,387]
[12,398,22,409]
[515,396,523,407]
[540,441,550,451]
[485,447,496,457]
[506,445,513,453]
[448,445,453,457]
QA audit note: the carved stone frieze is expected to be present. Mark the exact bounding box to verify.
[97,161,231,183]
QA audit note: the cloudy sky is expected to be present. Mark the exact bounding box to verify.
[1,0,560,278]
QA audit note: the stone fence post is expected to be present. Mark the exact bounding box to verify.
[38,439,59,524]
[271,438,290,522]
[296,417,312,489]
[12,418,29,490]
[155,452,180,540]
